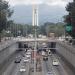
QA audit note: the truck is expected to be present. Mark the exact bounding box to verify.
[42,51,48,61]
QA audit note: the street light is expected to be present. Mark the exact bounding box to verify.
[32,4,38,75]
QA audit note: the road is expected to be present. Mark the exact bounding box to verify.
[53,54,75,75]
[41,53,75,75]
[1,50,30,75]
[0,51,21,75]
[0,48,75,75]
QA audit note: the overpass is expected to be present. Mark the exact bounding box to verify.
[14,37,57,42]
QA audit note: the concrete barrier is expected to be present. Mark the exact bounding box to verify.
[56,41,75,68]
[0,40,18,64]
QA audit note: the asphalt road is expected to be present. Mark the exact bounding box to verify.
[0,49,74,75]
[0,51,21,75]
[41,53,75,75]
[2,51,30,75]
[52,54,75,75]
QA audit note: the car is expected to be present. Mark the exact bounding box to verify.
[48,50,51,56]
[14,57,21,63]
[26,52,31,55]
[46,71,54,75]
[53,59,59,66]
[23,59,30,63]
[25,55,31,59]
[20,66,26,72]
[17,36,21,38]
[42,51,45,56]
[31,68,34,72]
[43,55,48,61]
[27,49,32,52]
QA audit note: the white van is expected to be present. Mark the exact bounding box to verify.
[53,59,59,66]
[42,51,45,56]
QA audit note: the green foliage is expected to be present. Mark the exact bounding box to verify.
[0,0,13,33]
[6,22,65,37]
[65,0,75,38]
[39,22,65,37]
[7,23,33,37]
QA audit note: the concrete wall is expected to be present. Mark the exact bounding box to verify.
[0,42,18,64]
[56,41,75,68]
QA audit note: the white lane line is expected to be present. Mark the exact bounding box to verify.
[41,58,47,75]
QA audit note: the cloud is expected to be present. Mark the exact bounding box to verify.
[45,0,73,7]
[45,0,67,7]
[6,0,72,6]
[6,0,43,6]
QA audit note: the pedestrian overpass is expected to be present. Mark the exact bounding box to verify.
[14,37,57,42]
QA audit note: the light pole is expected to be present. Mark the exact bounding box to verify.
[32,4,38,75]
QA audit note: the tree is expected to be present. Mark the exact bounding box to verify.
[65,0,75,38]
[39,22,65,37]
[0,0,13,41]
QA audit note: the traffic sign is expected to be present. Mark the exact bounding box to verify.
[65,25,72,32]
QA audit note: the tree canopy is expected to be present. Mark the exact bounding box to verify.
[7,22,65,37]
[65,0,75,38]
[0,0,13,33]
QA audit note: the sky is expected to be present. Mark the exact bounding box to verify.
[6,0,73,6]
[5,0,73,24]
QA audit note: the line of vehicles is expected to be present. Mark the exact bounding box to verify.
[42,49,59,66]
[15,42,59,74]
[44,42,59,66]
[14,49,32,73]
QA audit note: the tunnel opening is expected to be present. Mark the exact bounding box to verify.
[48,42,56,54]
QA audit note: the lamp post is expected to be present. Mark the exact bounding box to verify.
[32,4,38,75]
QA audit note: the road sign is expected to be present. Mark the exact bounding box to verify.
[65,25,72,32]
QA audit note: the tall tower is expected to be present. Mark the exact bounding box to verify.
[32,4,38,26]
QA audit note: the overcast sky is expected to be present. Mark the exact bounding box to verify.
[6,0,73,7]
[5,0,73,24]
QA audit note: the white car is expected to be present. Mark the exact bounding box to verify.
[25,55,31,58]
[20,66,26,72]
[42,51,45,56]
[27,49,32,52]
[23,59,30,63]
[53,59,59,66]
[26,52,31,55]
